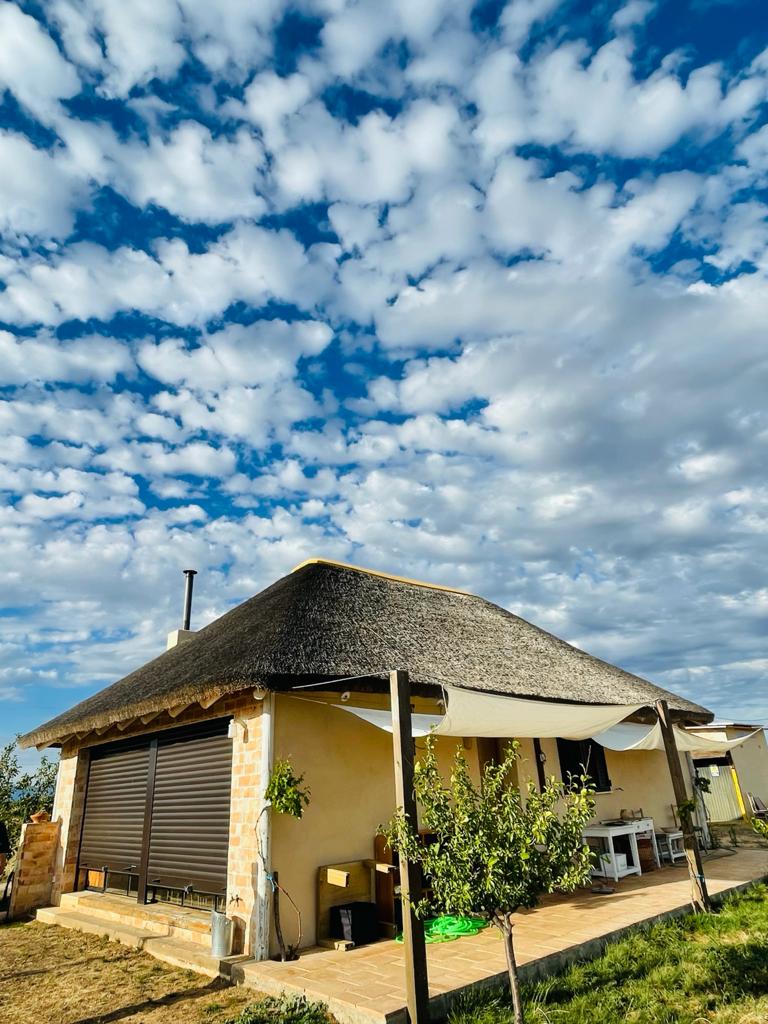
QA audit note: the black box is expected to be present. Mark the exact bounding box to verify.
[329,901,379,946]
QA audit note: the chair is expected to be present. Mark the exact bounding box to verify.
[656,830,685,864]
[747,793,768,820]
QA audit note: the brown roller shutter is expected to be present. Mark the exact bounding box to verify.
[146,721,232,894]
[78,742,149,881]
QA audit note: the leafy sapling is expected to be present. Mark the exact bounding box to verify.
[381,737,595,1024]
[257,758,311,961]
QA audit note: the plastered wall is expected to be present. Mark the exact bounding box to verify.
[515,736,688,828]
[270,693,480,951]
[729,731,768,806]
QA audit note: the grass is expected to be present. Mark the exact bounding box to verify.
[449,883,768,1024]
[0,919,255,1024]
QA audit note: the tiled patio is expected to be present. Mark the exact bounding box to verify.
[235,848,768,1024]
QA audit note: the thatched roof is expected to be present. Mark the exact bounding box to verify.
[21,559,712,748]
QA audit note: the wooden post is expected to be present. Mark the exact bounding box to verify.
[390,669,430,1024]
[655,700,712,912]
[532,738,547,792]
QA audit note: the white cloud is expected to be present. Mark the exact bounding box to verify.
[472,37,768,160]
[0,132,84,241]
[137,320,332,390]
[51,0,185,96]
[0,330,133,385]
[19,491,84,519]
[50,0,282,93]
[2,0,768,736]
[270,99,461,205]
[0,4,80,124]
[114,123,268,224]
[611,0,656,30]
[0,225,334,326]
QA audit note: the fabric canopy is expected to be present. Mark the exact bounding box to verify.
[332,690,758,752]
[432,685,644,739]
[337,685,644,740]
[593,721,760,753]
[337,705,442,736]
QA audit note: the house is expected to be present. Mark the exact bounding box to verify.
[690,722,768,823]
[19,558,715,959]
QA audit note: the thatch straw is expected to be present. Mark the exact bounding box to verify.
[20,559,711,748]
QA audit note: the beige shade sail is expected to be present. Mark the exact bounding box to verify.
[593,721,761,753]
[433,685,645,739]
[334,686,645,740]
[337,705,443,736]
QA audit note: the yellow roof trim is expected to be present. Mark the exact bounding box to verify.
[291,557,469,596]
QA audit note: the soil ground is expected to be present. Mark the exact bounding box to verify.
[0,919,256,1024]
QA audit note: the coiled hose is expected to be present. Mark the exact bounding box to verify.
[395,915,488,943]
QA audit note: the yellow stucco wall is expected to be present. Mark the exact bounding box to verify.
[515,736,686,828]
[270,693,480,951]
[692,729,768,813]
[728,731,768,807]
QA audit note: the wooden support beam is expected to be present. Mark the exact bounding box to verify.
[389,669,430,1024]
[532,738,547,791]
[655,700,712,913]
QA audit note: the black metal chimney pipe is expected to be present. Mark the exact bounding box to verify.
[182,569,197,631]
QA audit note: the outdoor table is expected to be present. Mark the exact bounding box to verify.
[582,818,659,882]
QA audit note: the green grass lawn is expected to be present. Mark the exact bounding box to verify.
[450,883,768,1024]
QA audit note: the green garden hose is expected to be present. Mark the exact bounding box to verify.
[395,915,488,944]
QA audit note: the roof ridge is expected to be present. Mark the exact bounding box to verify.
[290,557,470,596]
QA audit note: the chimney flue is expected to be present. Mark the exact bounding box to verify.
[182,569,197,630]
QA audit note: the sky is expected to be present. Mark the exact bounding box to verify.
[1,0,767,760]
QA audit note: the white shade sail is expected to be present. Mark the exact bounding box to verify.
[433,685,645,739]
[337,705,443,736]
[592,721,760,753]
[336,686,644,740]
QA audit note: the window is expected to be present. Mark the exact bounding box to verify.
[556,738,612,793]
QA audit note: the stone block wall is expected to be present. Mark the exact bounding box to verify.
[226,699,265,955]
[8,820,60,918]
[50,742,90,903]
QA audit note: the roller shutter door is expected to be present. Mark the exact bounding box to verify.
[146,721,232,894]
[78,742,149,881]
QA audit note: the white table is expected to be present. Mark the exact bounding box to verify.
[583,818,659,882]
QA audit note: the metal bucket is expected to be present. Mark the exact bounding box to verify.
[211,910,233,958]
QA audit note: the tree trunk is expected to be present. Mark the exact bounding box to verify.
[273,870,288,961]
[499,913,524,1024]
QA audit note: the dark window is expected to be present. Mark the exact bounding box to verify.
[556,738,612,793]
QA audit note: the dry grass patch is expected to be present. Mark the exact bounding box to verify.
[0,919,255,1024]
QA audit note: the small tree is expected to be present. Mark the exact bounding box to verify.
[382,738,595,1024]
[256,758,311,961]
[0,740,58,854]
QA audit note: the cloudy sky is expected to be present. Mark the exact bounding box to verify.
[2,0,767,755]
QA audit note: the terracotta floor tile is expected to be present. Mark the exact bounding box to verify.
[238,851,766,1024]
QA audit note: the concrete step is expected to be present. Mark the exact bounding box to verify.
[59,891,212,947]
[143,936,251,979]
[36,905,251,980]
[36,906,154,948]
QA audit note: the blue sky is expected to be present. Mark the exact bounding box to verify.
[1,0,767,759]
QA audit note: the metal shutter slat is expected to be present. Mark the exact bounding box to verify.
[147,731,232,893]
[79,746,150,872]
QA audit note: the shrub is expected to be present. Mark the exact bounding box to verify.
[225,994,329,1024]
